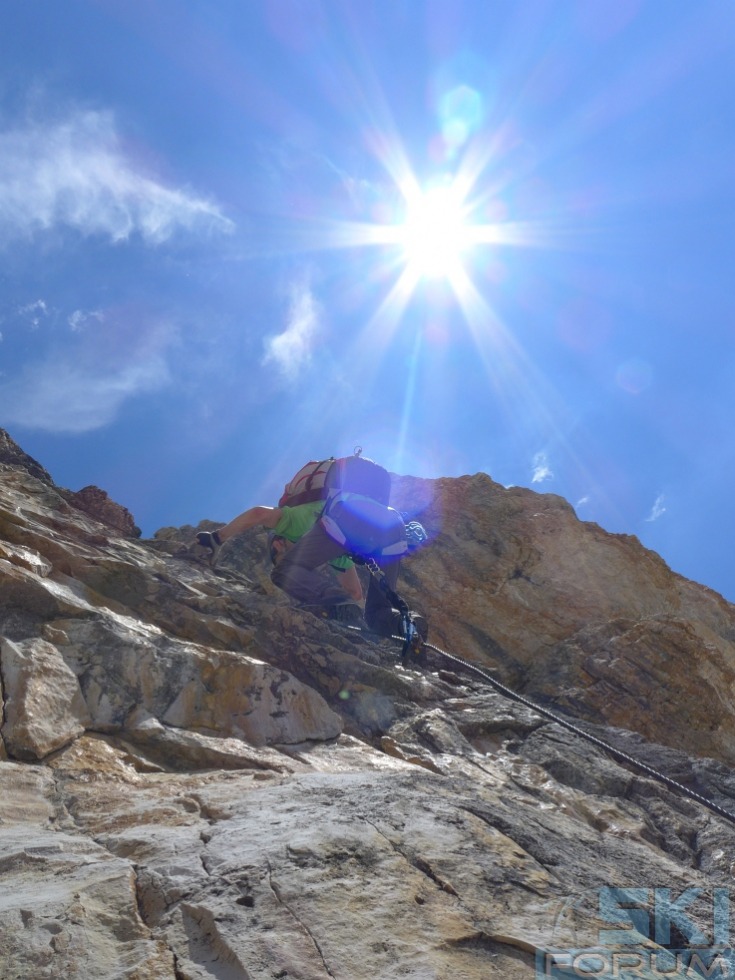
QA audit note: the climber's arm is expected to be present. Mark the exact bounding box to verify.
[217,506,282,543]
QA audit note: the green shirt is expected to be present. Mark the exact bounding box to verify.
[274,502,353,570]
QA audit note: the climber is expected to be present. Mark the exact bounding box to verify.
[196,454,427,639]
[197,499,363,614]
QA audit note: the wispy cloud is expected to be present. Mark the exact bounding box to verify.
[0,356,169,434]
[68,308,105,332]
[262,277,323,379]
[18,299,49,328]
[531,451,554,484]
[646,493,667,522]
[0,305,175,433]
[0,109,234,245]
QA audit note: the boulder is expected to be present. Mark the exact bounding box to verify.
[1,637,89,760]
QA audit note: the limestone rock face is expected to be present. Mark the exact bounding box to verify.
[389,473,735,764]
[2,428,735,979]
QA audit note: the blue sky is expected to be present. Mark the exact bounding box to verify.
[2,0,735,601]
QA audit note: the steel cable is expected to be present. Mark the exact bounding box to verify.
[396,636,735,828]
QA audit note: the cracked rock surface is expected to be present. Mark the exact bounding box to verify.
[2,428,735,979]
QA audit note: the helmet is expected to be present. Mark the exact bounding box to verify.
[405,521,428,551]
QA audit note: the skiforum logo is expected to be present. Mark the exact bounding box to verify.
[536,887,733,978]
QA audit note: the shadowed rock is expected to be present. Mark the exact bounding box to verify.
[64,485,141,538]
[0,428,53,484]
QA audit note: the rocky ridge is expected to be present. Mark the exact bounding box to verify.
[1,428,735,979]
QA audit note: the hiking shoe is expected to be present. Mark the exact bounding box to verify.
[366,608,429,641]
[196,530,222,565]
[302,601,365,628]
[329,602,365,628]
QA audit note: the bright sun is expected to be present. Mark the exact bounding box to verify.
[398,184,470,279]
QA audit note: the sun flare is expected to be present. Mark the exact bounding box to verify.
[398,183,470,279]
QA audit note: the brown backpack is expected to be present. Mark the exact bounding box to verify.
[278,453,391,507]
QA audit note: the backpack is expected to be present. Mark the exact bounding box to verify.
[324,454,392,505]
[278,457,336,507]
[278,454,392,508]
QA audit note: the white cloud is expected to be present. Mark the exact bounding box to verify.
[646,493,667,522]
[262,278,323,379]
[531,451,554,484]
[19,299,49,328]
[0,109,234,245]
[0,355,170,434]
[68,308,105,332]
